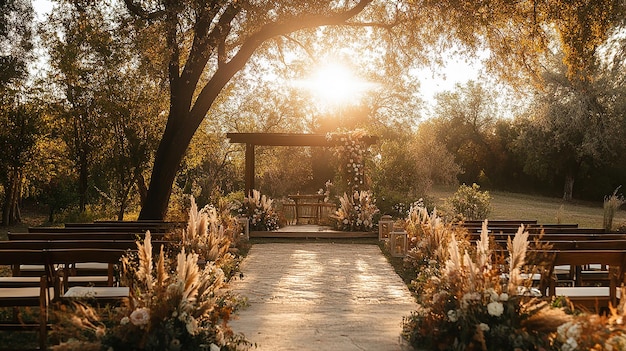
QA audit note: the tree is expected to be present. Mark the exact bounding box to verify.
[515,53,626,201]
[0,0,35,225]
[372,126,461,216]
[42,1,168,217]
[116,0,625,219]
[0,103,45,225]
[0,0,32,86]
[429,81,499,184]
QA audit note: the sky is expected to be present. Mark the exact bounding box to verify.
[32,0,53,20]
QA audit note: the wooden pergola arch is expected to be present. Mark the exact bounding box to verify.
[226,133,378,195]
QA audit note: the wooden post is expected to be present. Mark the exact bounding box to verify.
[245,143,255,195]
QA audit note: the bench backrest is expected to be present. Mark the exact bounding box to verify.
[0,240,172,250]
[28,226,172,233]
[9,232,166,241]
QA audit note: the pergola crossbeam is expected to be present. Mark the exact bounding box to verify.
[226,133,378,195]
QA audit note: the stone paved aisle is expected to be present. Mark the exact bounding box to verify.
[229,243,418,351]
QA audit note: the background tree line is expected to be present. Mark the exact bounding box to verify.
[0,0,625,225]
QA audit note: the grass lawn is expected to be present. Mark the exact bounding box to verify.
[428,185,626,229]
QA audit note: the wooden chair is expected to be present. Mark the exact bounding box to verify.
[545,250,626,313]
[46,248,130,305]
[0,250,53,350]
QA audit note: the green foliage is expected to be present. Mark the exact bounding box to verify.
[38,174,79,223]
[0,100,47,225]
[513,51,626,201]
[53,205,103,224]
[444,183,491,221]
[371,127,461,217]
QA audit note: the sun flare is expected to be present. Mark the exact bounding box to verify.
[304,63,373,108]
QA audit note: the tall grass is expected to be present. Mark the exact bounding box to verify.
[603,186,625,232]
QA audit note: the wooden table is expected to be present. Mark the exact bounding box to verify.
[288,194,326,225]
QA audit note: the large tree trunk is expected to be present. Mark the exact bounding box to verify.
[138,120,196,219]
[2,169,22,226]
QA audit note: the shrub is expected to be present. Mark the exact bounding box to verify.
[444,183,491,221]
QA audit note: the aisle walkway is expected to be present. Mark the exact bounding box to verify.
[230,243,418,351]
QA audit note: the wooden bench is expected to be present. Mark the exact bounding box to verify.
[489,240,626,288]
[469,232,626,242]
[1,239,170,280]
[9,231,166,241]
[459,220,538,226]
[28,226,172,234]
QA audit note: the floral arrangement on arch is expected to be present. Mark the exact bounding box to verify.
[331,190,378,232]
[236,189,279,231]
[326,129,369,192]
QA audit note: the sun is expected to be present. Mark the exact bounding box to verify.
[305,63,372,108]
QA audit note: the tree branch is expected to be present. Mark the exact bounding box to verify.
[189,0,375,123]
[122,0,165,20]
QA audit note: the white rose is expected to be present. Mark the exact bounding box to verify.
[186,317,199,335]
[478,323,490,332]
[129,307,150,326]
[487,301,504,317]
[447,309,458,322]
[499,293,509,301]
[120,316,129,325]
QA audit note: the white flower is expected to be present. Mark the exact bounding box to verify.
[447,309,458,322]
[499,293,509,301]
[562,337,578,351]
[566,323,582,340]
[120,316,129,325]
[186,317,199,335]
[129,307,150,326]
[487,301,504,317]
[210,344,220,351]
[478,323,490,332]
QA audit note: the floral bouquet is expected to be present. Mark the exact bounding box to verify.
[236,189,279,231]
[51,197,251,351]
[402,211,568,350]
[332,190,378,232]
[106,232,249,351]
